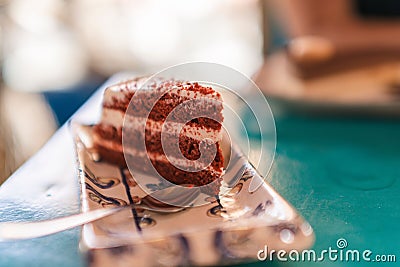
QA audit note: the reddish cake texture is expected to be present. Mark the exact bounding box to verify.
[93,77,224,194]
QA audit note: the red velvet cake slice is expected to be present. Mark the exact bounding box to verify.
[93,77,224,192]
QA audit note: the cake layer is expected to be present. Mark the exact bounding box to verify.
[93,122,222,162]
[95,143,126,166]
[94,142,223,194]
[127,154,222,196]
[104,98,223,129]
[94,118,221,163]
[99,108,222,141]
[127,154,222,190]
[102,78,223,128]
[104,77,222,109]
[93,135,224,172]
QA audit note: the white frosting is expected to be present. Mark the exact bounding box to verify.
[103,88,128,103]
[101,108,222,141]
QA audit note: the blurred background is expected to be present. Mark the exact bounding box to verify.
[1,3,400,265]
[1,0,400,183]
[0,0,263,182]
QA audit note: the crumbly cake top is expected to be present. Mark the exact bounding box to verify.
[104,76,222,105]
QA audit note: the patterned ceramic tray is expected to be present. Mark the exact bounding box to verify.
[73,125,314,267]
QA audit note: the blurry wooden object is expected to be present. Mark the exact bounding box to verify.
[0,92,15,184]
[265,0,400,77]
[0,89,57,183]
[256,0,400,115]
[255,52,400,109]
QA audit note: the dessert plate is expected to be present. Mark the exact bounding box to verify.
[73,125,314,267]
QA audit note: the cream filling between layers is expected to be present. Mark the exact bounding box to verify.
[101,108,222,141]
[94,136,223,173]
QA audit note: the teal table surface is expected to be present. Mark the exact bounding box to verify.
[0,86,399,266]
[240,114,400,266]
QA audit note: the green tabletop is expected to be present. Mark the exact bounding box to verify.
[241,114,400,266]
[0,87,399,266]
